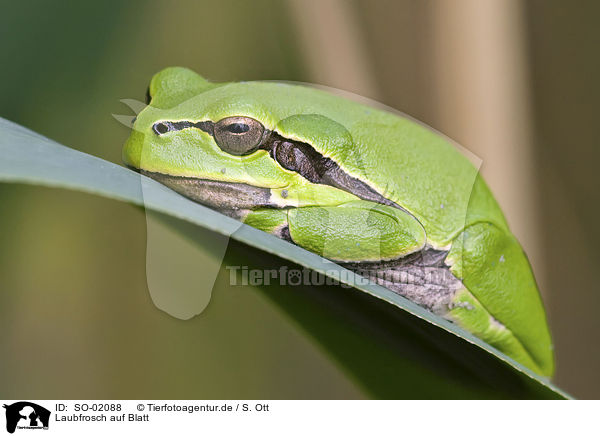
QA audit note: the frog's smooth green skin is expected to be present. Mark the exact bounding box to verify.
[123,67,554,377]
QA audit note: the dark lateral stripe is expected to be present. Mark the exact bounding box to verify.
[152,120,213,136]
[150,119,412,215]
[260,132,410,212]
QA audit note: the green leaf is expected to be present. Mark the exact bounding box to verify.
[0,117,570,398]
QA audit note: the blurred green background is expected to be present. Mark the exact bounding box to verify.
[0,0,598,398]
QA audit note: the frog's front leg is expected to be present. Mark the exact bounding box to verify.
[285,200,426,262]
[244,200,426,262]
[245,201,459,312]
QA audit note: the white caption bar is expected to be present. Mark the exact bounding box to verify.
[1,400,596,435]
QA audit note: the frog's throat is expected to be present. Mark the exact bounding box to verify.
[140,170,275,211]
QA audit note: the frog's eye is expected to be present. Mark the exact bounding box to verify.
[214,116,265,155]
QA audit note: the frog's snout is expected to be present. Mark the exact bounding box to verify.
[122,129,145,169]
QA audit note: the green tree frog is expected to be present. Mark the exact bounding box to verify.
[123,67,554,377]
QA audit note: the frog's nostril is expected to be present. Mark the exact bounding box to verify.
[153,122,170,135]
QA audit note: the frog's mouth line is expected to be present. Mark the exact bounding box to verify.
[139,169,276,212]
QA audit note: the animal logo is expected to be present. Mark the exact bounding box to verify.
[3,402,50,433]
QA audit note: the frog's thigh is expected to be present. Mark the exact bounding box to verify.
[446,222,554,377]
[287,200,425,262]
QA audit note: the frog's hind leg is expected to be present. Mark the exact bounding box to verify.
[445,222,554,376]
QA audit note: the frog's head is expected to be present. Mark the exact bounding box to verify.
[123,67,390,213]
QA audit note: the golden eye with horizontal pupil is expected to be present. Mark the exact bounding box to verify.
[214,116,265,155]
